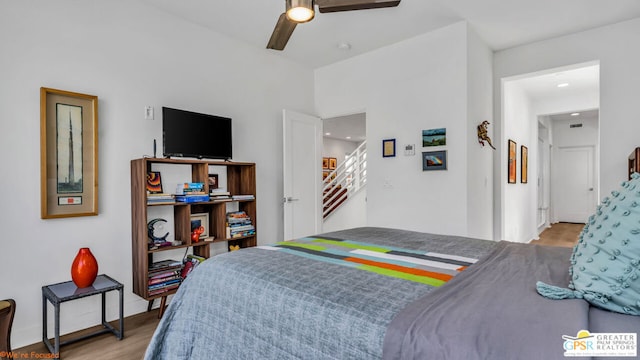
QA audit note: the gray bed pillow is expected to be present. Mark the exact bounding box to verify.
[537,173,640,315]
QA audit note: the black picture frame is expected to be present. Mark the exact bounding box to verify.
[422,150,447,171]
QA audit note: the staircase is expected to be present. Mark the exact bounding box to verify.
[322,141,367,219]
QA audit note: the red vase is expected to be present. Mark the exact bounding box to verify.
[71,248,98,288]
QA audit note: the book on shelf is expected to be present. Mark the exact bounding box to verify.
[231,194,255,201]
[148,283,181,296]
[149,259,182,272]
[148,274,181,285]
[175,194,210,203]
[148,278,181,289]
[146,193,175,205]
[209,188,231,196]
[175,182,205,195]
[148,270,181,280]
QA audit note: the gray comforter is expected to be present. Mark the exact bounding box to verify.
[144,227,495,359]
[384,241,640,360]
[144,227,639,359]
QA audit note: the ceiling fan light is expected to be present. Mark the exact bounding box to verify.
[286,0,315,23]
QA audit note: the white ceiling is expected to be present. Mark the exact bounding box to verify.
[515,64,600,123]
[323,113,366,142]
[140,0,640,69]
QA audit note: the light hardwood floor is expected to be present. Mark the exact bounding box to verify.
[530,222,584,248]
[15,310,160,360]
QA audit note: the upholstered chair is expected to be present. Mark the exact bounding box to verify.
[0,299,16,356]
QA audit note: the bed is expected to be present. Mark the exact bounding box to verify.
[144,227,639,359]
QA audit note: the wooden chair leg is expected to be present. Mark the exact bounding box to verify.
[0,299,16,354]
[157,296,167,319]
[147,299,154,312]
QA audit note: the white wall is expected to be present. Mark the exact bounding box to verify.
[315,22,493,238]
[494,17,640,240]
[322,188,367,232]
[466,26,494,240]
[502,82,536,242]
[0,1,314,348]
[323,138,359,168]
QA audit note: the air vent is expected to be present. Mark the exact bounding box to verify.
[570,124,583,128]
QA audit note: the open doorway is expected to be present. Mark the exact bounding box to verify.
[321,113,367,232]
[501,62,600,243]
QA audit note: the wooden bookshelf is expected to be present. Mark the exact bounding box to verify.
[130,157,257,300]
[629,148,640,180]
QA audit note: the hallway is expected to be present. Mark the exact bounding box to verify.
[530,222,584,248]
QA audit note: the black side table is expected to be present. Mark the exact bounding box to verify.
[42,274,124,357]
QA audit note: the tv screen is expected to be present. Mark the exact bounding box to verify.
[162,107,232,160]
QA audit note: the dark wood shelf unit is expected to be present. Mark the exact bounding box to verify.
[131,157,257,300]
[629,148,640,180]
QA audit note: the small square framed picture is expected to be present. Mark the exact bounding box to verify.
[208,173,219,189]
[383,139,396,157]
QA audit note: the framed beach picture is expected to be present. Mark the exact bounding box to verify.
[508,139,517,184]
[521,145,528,183]
[322,157,329,169]
[383,139,396,157]
[422,128,446,147]
[422,150,447,171]
[40,87,99,219]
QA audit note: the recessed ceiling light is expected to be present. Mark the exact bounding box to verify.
[557,83,570,88]
[571,113,580,116]
[346,136,351,139]
[325,132,331,136]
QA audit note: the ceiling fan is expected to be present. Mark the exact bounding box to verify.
[267,0,401,51]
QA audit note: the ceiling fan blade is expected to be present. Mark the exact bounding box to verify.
[267,13,298,51]
[316,0,400,13]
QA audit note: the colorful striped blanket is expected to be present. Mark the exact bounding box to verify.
[260,236,478,286]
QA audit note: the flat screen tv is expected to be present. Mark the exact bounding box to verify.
[162,107,232,160]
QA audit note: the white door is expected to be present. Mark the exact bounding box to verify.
[283,109,323,240]
[555,146,596,223]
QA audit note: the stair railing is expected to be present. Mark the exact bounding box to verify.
[322,141,367,219]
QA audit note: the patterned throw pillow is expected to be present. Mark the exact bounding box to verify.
[537,173,640,315]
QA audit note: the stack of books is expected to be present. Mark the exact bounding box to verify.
[175,182,209,203]
[226,211,256,238]
[232,194,255,201]
[146,193,175,205]
[175,182,205,195]
[210,188,232,202]
[148,260,182,296]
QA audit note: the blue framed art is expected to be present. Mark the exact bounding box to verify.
[382,139,396,157]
